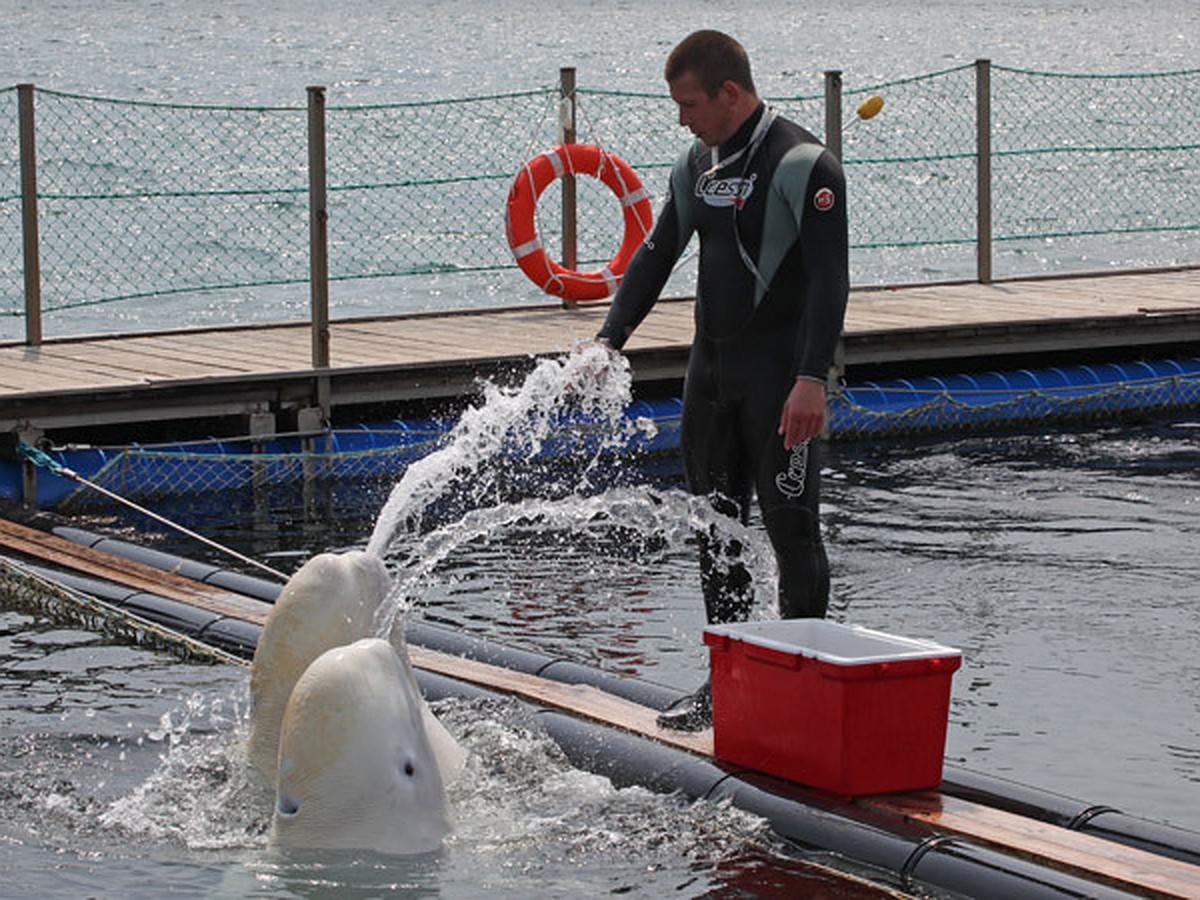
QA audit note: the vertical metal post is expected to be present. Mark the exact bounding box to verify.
[824,70,843,162]
[822,72,845,443]
[18,85,42,347]
[307,86,330,371]
[19,426,43,509]
[559,67,578,309]
[975,59,993,284]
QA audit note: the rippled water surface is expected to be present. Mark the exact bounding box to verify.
[6,412,1199,897]
[3,0,1200,340]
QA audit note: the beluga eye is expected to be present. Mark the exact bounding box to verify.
[278,794,299,816]
[403,760,415,777]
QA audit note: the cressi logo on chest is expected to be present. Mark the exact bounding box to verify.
[695,172,756,209]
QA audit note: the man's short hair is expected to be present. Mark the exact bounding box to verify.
[664,30,756,98]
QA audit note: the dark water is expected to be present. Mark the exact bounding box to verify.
[0,616,899,898]
[3,407,1199,896]
[378,416,1200,835]
[824,420,1200,828]
[41,416,1200,822]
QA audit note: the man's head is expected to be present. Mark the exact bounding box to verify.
[665,30,756,97]
[665,30,760,148]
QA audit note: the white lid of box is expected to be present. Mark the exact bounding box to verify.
[704,619,961,666]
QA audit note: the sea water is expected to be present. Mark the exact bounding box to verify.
[2,2,1200,896]
[7,0,1198,104]
[2,0,1199,340]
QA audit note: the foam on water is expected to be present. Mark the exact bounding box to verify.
[24,666,812,897]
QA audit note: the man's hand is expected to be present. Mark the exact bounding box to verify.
[778,377,827,449]
[566,337,624,394]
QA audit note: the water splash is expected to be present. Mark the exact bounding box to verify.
[372,486,777,639]
[360,341,780,637]
[430,695,785,890]
[364,342,652,558]
[99,692,268,850]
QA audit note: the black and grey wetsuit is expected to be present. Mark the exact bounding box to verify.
[598,103,849,622]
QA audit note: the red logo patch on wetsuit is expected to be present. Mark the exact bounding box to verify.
[813,187,835,212]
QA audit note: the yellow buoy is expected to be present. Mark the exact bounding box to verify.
[856,94,884,121]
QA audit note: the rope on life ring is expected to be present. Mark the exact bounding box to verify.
[505,143,653,302]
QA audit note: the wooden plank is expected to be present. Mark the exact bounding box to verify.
[130,333,312,371]
[339,326,510,359]
[0,364,134,392]
[337,324,513,359]
[407,643,714,758]
[862,793,1200,899]
[2,269,1197,428]
[0,518,271,623]
[33,344,249,380]
[0,347,160,386]
[337,323,473,350]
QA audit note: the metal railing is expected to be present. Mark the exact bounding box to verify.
[3,62,1198,352]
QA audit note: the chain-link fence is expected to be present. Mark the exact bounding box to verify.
[325,90,558,284]
[1,85,22,325]
[21,89,310,317]
[990,66,1200,265]
[841,65,980,271]
[2,64,1198,339]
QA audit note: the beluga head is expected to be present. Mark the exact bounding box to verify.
[248,550,393,783]
[247,550,465,854]
[270,637,452,854]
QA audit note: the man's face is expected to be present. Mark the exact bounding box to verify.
[669,70,737,148]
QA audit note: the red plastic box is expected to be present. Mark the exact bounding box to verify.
[703,620,961,796]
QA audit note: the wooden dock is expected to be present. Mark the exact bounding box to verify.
[2,267,1198,439]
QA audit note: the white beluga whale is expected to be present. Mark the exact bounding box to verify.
[247,550,465,853]
[248,551,391,782]
[272,637,453,854]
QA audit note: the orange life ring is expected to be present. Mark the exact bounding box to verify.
[505,143,653,301]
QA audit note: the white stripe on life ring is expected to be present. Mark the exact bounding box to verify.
[510,237,542,260]
[622,186,649,208]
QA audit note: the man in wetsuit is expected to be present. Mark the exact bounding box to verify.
[594,30,849,730]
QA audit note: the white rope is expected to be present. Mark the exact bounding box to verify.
[572,95,655,244]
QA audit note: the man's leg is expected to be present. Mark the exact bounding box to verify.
[661,381,753,731]
[696,491,755,625]
[759,436,830,619]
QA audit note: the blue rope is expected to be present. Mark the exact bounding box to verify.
[16,443,70,477]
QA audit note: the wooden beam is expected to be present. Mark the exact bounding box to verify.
[862,793,1200,899]
[407,644,714,757]
[0,518,269,623]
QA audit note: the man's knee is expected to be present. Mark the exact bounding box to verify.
[762,505,829,619]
